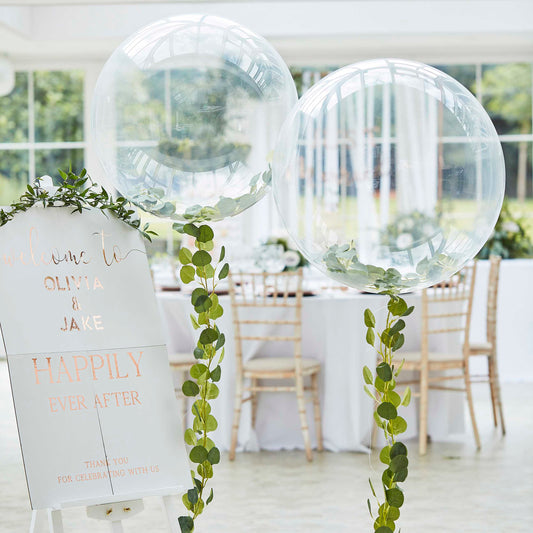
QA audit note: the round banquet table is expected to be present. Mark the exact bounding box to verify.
[157,289,465,453]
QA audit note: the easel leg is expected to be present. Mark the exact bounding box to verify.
[47,510,64,533]
[110,521,125,533]
[161,495,181,533]
[30,510,47,533]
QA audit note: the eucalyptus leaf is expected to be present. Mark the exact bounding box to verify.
[377,402,397,420]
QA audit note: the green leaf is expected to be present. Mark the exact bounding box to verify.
[385,488,404,508]
[387,390,402,408]
[377,402,397,420]
[206,415,218,432]
[190,314,200,330]
[184,429,197,445]
[394,468,408,482]
[207,446,220,465]
[182,380,199,397]
[392,333,405,352]
[215,333,225,350]
[178,247,193,265]
[390,416,408,435]
[375,528,393,533]
[376,362,393,382]
[390,454,409,473]
[389,319,406,336]
[368,478,377,498]
[388,297,408,317]
[193,347,204,359]
[379,445,391,465]
[388,507,400,520]
[187,488,198,505]
[190,363,208,379]
[401,386,411,407]
[180,265,196,284]
[178,516,194,533]
[198,225,214,243]
[206,488,214,505]
[219,246,226,262]
[363,366,373,385]
[374,377,386,393]
[218,263,229,280]
[364,385,377,402]
[192,250,211,267]
[183,223,199,238]
[366,327,375,346]
[364,308,376,327]
[206,382,219,400]
[199,328,219,345]
[210,365,221,382]
[382,468,393,486]
[194,295,212,313]
[390,442,408,458]
[367,499,373,518]
[402,305,415,317]
[189,446,208,463]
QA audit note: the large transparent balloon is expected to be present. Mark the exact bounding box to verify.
[92,14,297,222]
[273,59,505,293]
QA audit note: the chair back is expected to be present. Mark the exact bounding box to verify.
[228,269,304,373]
[486,255,501,349]
[421,262,477,360]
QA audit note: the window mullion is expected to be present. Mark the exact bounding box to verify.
[28,70,35,182]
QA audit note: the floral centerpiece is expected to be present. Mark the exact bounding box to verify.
[477,200,533,259]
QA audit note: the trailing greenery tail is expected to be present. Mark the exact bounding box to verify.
[363,294,414,533]
[174,221,229,533]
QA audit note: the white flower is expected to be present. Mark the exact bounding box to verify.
[422,223,435,236]
[396,233,414,249]
[401,218,415,231]
[502,221,519,234]
[283,250,300,268]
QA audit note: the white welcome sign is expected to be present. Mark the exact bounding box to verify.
[0,207,189,510]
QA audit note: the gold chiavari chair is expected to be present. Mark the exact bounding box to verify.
[228,268,323,462]
[466,255,505,434]
[397,263,479,455]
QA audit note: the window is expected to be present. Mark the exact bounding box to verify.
[0,70,84,205]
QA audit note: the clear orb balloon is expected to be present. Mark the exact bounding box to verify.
[92,14,297,223]
[273,59,505,293]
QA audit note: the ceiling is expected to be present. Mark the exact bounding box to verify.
[0,1,532,66]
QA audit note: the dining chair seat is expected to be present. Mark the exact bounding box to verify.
[244,356,321,377]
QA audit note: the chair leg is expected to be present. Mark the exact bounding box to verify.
[229,375,244,461]
[251,378,258,428]
[490,353,506,435]
[419,366,429,456]
[487,357,499,428]
[464,364,481,450]
[295,375,312,461]
[311,373,323,452]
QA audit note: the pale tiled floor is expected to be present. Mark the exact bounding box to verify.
[0,359,531,532]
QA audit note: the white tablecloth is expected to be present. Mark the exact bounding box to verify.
[157,290,464,453]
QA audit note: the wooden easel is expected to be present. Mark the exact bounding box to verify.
[30,495,181,532]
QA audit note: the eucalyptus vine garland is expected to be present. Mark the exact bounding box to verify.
[173,221,229,533]
[363,294,413,533]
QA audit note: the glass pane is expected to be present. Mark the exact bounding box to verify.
[481,63,532,135]
[500,141,532,199]
[0,72,29,143]
[35,148,84,182]
[0,150,29,205]
[432,65,476,95]
[34,70,84,142]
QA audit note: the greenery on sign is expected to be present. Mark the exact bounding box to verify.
[173,221,229,533]
[363,296,414,533]
[477,199,533,259]
[0,168,156,242]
